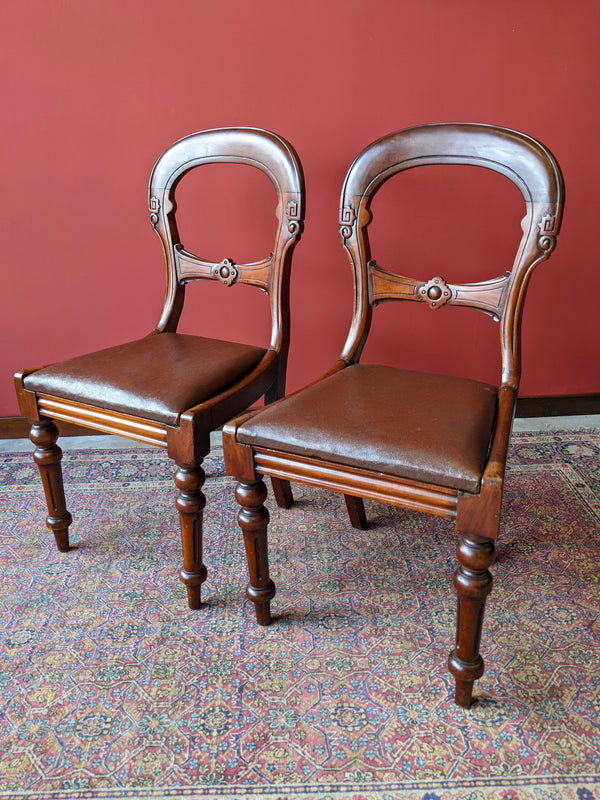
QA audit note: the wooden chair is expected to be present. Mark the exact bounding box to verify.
[14,127,304,609]
[222,123,564,707]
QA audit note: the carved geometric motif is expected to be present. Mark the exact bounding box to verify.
[149,196,161,228]
[340,205,356,240]
[538,212,557,252]
[286,199,301,235]
[539,213,557,234]
[418,276,452,309]
[211,258,239,287]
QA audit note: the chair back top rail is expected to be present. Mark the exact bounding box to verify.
[338,123,564,385]
[147,127,305,345]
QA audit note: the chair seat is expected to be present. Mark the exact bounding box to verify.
[24,333,267,426]
[236,364,498,493]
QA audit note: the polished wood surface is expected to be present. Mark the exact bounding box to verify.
[14,127,304,609]
[29,418,72,553]
[224,123,564,707]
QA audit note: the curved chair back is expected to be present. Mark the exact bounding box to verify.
[338,123,564,388]
[149,127,305,352]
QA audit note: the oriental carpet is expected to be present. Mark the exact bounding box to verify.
[0,430,599,800]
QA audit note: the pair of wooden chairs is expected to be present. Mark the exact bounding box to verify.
[15,124,564,706]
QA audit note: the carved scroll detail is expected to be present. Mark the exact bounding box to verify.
[340,205,356,240]
[538,213,557,253]
[211,258,239,287]
[149,196,161,227]
[418,277,452,310]
[286,199,301,235]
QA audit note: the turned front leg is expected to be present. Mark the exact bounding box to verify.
[30,418,72,552]
[235,478,275,626]
[448,535,495,708]
[174,463,208,610]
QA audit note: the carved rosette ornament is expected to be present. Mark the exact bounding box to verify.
[340,205,356,240]
[149,196,161,228]
[418,276,452,309]
[286,199,300,235]
[538,213,557,253]
[211,258,239,287]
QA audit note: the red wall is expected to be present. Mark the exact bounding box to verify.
[2,0,599,416]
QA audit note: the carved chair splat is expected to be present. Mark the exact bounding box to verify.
[14,127,305,609]
[223,123,564,707]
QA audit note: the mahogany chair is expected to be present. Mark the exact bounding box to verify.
[223,123,564,707]
[14,127,304,610]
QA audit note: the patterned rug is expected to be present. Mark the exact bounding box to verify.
[1,430,599,800]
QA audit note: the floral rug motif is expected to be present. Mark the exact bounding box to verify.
[0,430,599,800]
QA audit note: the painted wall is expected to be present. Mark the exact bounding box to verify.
[2,0,599,417]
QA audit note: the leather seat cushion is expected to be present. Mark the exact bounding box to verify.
[237,364,498,493]
[24,333,267,426]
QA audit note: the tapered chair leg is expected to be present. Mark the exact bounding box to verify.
[271,477,294,509]
[448,535,495,707]
[174,463,208,610]
[344,494,367,530]
[30,418,73,552]
[236,477,275,626]
[264,372,294,510]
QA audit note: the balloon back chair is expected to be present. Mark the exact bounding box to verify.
[15,127,304,609]
[222,123,564,707]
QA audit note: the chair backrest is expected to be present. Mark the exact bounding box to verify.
[148,127,305,352]
[338,123,564,390]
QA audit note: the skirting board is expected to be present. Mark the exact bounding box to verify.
[1,393,599,439]
[515,393,600,418]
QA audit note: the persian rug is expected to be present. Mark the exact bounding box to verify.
[1,430,599,800]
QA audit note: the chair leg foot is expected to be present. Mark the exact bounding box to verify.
[448,534,495,707]
[453,677,475,708]
[344,494,367,530]
[271,477,293,509]
[236,477,275,626]
[175,463,208,610]
[30,418,72,552]
[448,651,482,708]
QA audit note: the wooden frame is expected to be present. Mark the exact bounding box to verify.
[223,123,565,707]
[14,127,304,608]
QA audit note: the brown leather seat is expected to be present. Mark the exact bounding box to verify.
[236,364,498,493]
[15,127,304,609]
[24,334,266,426]
[223,122,564,708]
